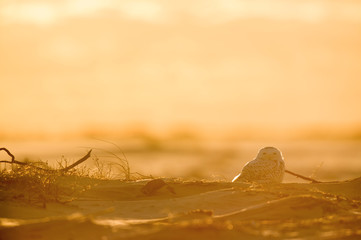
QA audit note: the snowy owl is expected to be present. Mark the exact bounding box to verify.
[232,146,285,183]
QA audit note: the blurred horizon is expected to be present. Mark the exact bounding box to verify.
[1,0,361,142]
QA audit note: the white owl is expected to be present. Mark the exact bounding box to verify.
[232,146,285,183]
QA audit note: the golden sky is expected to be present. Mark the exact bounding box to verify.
[1,0,361,139]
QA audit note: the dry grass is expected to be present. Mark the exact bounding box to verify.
[0,148,137,208]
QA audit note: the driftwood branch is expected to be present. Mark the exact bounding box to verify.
[0,148,15,161]
[285,169,321,183]
[0,147,92,173]
[0,148,31,167]
[59,150,92,172]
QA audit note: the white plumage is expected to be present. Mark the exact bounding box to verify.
[232,146,285,183]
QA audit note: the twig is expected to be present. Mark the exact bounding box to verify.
[0,147,92,173]
[59,150,92,172]
[285,169,322,183]
[0,148,15,161]
[0,148,30,166]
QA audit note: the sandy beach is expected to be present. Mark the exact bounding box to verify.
[1,175,360,240]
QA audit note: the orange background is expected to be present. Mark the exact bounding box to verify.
[1,0,361,141]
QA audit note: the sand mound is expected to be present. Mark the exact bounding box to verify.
[1,178,361,240]
[0,214,112,240]
[217,195,348,221]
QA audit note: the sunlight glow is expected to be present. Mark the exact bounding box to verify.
[1,3,57,25]
[65,0,113,16]
[1,0,361,140]
[1,0,361,26]
[191,0,327,24]
[119,1,167,23]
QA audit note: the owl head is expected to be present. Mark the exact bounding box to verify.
[256,146,284,163]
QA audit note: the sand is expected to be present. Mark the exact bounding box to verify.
[1,176,361,240]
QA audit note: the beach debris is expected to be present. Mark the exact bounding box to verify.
[141,179,176,196]
[285,169,321,183]
[0,147,92,173]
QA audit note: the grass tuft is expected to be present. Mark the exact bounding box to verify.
[0,154,126,208]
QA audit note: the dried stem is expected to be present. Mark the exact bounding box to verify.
[285,169,322,183]
[0,147,92,173]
